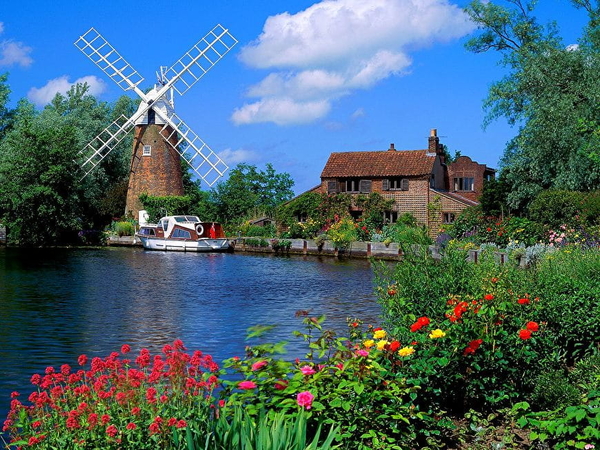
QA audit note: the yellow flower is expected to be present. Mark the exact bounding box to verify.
[376,340,388,350]
[429,329,446,339]
[363,340,375,348]
[398,347,415,357]
[373,329,386,340]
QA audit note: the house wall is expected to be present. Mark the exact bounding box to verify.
[447,156,491,202]
[428,191,475,235]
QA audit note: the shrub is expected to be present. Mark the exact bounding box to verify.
[238,223,276,238]
[245,238,270,247]
[326,218,357,250]
[219,317,432,450]
[114,221,135,237]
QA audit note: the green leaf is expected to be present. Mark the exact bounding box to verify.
[353,383,365,394]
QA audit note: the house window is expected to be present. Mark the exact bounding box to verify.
[297,213,308,223]
[453,177,474,191]
[443,212,456,224]
[172,228,191,239]
[142,145,152,156]
[383,178,409,191]
[327,181,338,194]
[343,178,371,193]
[345,179,360,192]
[430,174,435,188]
[384,210,398,223]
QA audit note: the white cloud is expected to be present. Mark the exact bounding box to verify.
[0,23,33,68]
[351,107,365,119]
[232,98,331,126]
[218,147,261,165]
[27,75,107,107]
[234,0,475,125]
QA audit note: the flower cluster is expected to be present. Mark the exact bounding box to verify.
[3,340,220,449]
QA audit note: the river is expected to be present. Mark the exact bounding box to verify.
[0,247,381,423]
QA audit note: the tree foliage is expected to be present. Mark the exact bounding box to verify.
[209,163,294,223]
[0,81,135,245]
[465,0,600,211]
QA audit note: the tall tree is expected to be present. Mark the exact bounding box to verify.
[0,73,14,140]
[0,100,82,246]
[209,163,295,222]
[465,0,600,211]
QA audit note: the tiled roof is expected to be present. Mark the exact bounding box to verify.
[431,189,480,206]
[320,150,436,178]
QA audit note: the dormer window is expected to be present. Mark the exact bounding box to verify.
[454,177,474,191]
[143,145,152,156]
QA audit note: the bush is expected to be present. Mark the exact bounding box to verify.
[238,223,276,238]
[245,238,270,248]
[326,218,357,250]
[374,246,600,414]
[114,221,135,237]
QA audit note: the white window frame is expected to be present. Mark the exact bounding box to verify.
[142,145,152,156]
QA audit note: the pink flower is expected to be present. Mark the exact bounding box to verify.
[238,380,257,390]
[274,380,288,390]
[300,365,316,376]
[297,391,314,410]
[356,349,369,357]
[251,360,268,371]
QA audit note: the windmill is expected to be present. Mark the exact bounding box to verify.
[74,25,237,219]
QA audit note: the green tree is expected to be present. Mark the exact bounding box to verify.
[0,73,14,140]
[0,100,83,246]
[209,163,294,222]
[465,0,600,211]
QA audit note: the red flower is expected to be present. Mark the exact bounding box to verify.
[410,316,430,332]
[77,355,88,366]
[526,321,539,332]
[106,424,118,437]
[518,298,530,305]
[126,422,137,430]
[519,329,532,340]
[176,420,187,429]
[463,339,483,356]
[388,340,400,352]
[484,294,494,301]
[121,344,131,354]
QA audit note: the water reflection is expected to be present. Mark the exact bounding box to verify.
[0,247,381,421]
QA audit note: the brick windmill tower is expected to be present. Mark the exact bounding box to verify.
[74,25,237,219]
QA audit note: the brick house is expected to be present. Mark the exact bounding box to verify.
[315,129,495,234]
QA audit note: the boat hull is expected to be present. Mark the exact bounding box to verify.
[139,236,231,252]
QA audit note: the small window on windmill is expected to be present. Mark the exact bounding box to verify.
[142,145,152,156]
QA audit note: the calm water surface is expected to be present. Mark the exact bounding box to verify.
[0,247,381,421]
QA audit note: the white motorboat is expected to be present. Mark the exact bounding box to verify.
[136,215,231,252]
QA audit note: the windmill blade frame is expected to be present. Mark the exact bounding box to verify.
[78,115,136,179]
[74,28,147,98]
[162,24,238,97]
[154,108,228,187]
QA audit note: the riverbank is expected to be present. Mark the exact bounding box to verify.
[107,235,522,265]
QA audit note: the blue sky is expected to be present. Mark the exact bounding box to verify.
[0,0,591,194]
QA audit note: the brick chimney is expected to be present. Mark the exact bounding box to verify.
[388,143,396,151]
[428,128,445,164]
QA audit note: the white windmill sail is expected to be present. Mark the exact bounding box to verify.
[74,25,237,186]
